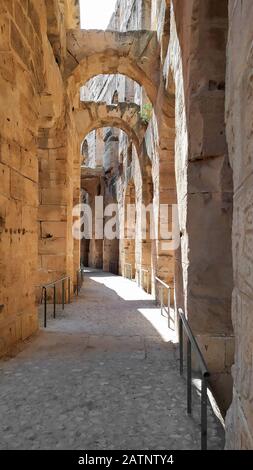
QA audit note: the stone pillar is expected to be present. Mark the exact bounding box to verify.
[38,127,69,294]
[180,0,234,413]
[123,181,136,278]
[140,162,154,292]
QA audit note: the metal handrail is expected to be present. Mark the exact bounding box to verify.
[155,276,171,327]
[124,263,133,280]
[39,275,71,328]
[177,308,210,450]
[137,266,150,293]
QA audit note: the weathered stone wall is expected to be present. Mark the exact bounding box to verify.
[0,0,79,354]
[0,0,48,354]
[165,0,234,413]
[225,0,253,449]
[109,0,152,33]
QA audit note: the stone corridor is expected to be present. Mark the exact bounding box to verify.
[1,0,253,450]
[0,270,223,450]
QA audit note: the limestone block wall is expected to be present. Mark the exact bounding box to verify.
[0,0,79,355]
[225,0,253,449]
[38,126,68,287]
[0,1,46,355]
[0,0,48,355]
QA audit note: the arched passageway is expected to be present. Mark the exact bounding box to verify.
[80,127,140,276]
[1,0,251,451]
[65,30,160,104]
[75,101,147,153]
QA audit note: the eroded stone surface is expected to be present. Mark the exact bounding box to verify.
[225,0,253,450]
[75,101,147,151]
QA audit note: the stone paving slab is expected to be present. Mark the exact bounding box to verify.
[0,270,224,450]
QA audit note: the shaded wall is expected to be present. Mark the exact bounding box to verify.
[225,0,253,449]
[163,0,234,413]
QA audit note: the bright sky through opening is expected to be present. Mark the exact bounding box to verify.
[80,0,117,30]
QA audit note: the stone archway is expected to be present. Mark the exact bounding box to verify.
[65,30,160,105]
[74,101,148,154]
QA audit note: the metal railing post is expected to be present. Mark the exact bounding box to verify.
[44,287,47,328]
[177,308,210,450]
[187,338,192,415]
[179,315,183,376]
[39,275,72,327]
[201,376,208,450]
[53,284,56,319]
[62,279,65,310]
[167,287,171,328]
[68,277,71,304]
[156,280,159,306]
[160,286,164,316]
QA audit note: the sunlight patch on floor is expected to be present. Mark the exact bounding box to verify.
[138,308,177,343]
[89,273,178,343]
[90,275,152,301]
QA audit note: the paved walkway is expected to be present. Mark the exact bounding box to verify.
[0,270,224,450]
